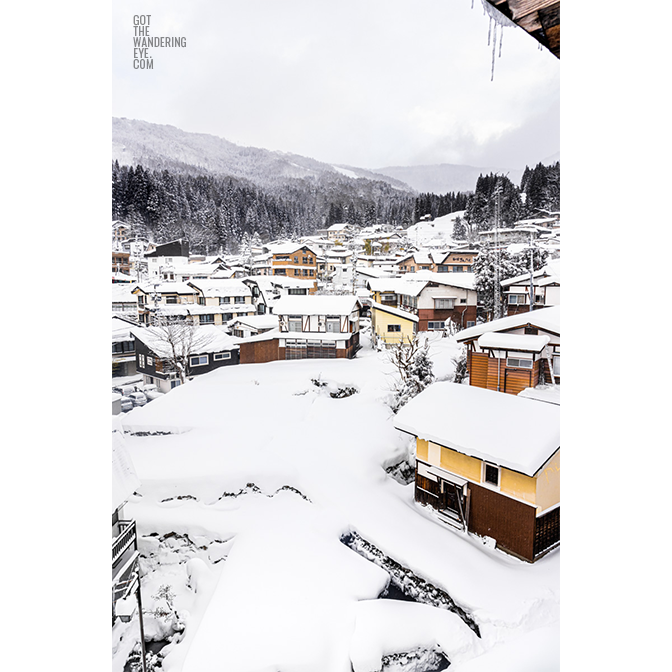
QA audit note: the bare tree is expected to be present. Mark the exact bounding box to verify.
[147,317,216,384]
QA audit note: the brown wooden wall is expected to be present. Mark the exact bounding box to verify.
[468,351,489,388]
[467,482,536,562]
[468,352,540,395]
[534,506,560,558]
[239,338,280,364]
[415,472,441,508]
[418,306,477,331]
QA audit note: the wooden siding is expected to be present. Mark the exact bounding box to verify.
[468,351,541,395]
[239,338,279,364]
[415,472,441,507]
[417,306,477,332]
[467,482,536,562]
[534,506,560,557]
[469,351,490,388]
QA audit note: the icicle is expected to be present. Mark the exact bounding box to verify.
[491,25,497,81]
[475,0,516,81]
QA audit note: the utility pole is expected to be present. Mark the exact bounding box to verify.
[528,231,535,312]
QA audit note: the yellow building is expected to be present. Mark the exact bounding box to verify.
[369,301,418,346]
[394,382,559,562]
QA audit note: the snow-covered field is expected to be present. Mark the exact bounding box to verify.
[115,331,559,672]
[404,212,464,248]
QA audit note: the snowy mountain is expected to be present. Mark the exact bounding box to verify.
[112,118,413,191]
[371,163,526,194]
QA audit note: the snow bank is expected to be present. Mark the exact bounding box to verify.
[349,600,484,671]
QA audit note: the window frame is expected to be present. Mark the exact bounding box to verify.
[189,354,209,367]
[483,462,500,488]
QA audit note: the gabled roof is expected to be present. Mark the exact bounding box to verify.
[394,382,559,477]
[369,301,419,323]
[456,306,560,343]
[187,279,252,297]
[270,242,320,256]
[131,324,240,357]
[134,282,195,295]
[273,295,361,316]
[401,271,476,291]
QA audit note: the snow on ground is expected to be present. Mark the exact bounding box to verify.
[405,211,464,248]
[118,331,559,671]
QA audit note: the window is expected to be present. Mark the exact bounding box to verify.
[214,352,231,361]
[437,265,449,273]
[171,379,180,389]
[302,256,309,264]
[387,324,401,332]
[309,269,314,276]
[138,295,146,304]
[381,293,396,303]
[198,297,205,305]
[190,355,208,367]
[219,297,230,304]
[427,321,445,330]
[288,288,307,295]
[199,314,214,324]
[166,295,178,304]
[302,269,308,276]
[147,356,154,366]
[508,294,526,305]
[274,269,287,275]
[288,316,302,332]
[294,256,299,263]
[452,266,465,272]
[138,354,145,368]
[524,327,538,335]
[234,296,245,303]
[466,321,475,328]
[507,357,533,369]
[483,463,499,487]
[434,298,455,310]
[325,316,340,333]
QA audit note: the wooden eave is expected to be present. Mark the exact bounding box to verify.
[485,0,560,58]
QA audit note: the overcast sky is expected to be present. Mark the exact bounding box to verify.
[112,0,559,171]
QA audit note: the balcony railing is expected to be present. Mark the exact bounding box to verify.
[112,520,137,566]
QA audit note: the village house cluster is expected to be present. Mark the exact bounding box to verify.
[111,211,561,642]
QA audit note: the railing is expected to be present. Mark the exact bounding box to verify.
[112,520,137,565]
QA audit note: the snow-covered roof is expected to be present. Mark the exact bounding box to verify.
[394,382,559,477]
[112,429,141,513]
[270,242,320,255]
[501,261,561,288]
[131,324,240,357]
[518,385,561,406]
[456,306,561,343]
[477,333,550,353]
[135,282,195,295]
[369,301,419,323]
[367,278,427,296]
[402,271,476,291]
[111,283,138,303]
[153,303,256,316]
[273,295,361,316]
[112,316,137,342]
[229,314,279,330]
[188,279,252,297]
